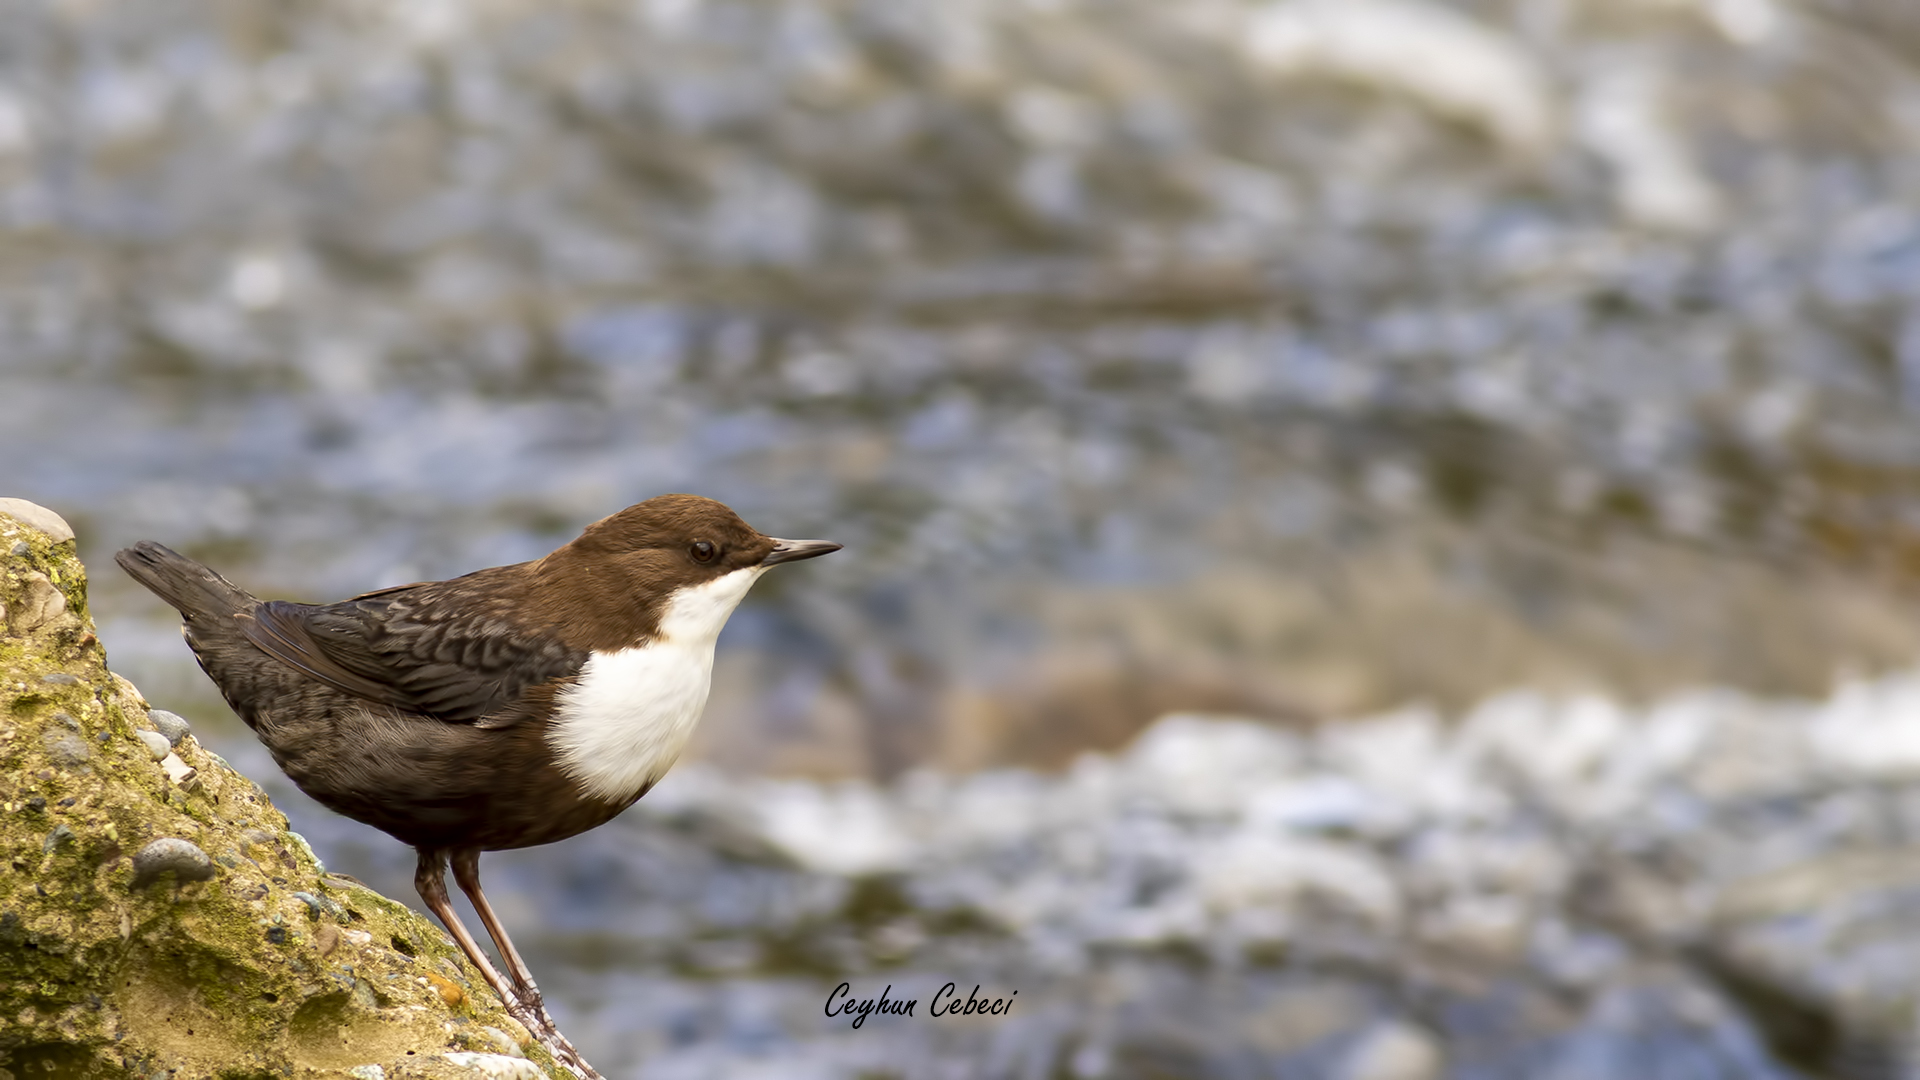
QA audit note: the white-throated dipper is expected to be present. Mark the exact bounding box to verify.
[115,494,840,1078]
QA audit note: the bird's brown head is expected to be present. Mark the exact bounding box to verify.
[535,493,840,648]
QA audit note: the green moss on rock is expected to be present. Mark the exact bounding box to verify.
[0,504,566,1079]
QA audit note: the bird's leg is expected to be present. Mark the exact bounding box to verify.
[415,849,599,1080]
[413,848,523,1012]
[450,848,593,1071]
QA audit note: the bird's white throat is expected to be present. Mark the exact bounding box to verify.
[550,565,766,802]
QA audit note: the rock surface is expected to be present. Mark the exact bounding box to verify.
[0,503,565,1078]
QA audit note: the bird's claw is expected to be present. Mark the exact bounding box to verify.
[501,990,599,1080]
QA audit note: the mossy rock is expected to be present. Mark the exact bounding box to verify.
[0,503,563,1079]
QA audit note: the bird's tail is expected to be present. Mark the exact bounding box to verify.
[114,541,259,623]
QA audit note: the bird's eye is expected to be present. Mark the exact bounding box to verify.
[690,540,717,563]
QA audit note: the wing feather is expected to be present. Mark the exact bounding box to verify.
[239,588,585,724]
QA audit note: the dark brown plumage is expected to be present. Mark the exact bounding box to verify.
[115,494,841,1079]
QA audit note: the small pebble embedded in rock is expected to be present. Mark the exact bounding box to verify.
[40,673,81,686]
[285,830,324,873]
[0,499,75,543]
[160,753,197,788]
[130,838,216,888]
[43,824,74,853]
[135,730,170,760]
[43,732,89,766]
[12,572,67,631]
[149,709,191,745]
[265,926,288,945]
[440,1052,544,1079]
[290,890,347,920]
[477,1026,524,1056]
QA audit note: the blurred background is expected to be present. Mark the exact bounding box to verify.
[10,0,1920,1075]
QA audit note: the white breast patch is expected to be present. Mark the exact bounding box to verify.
[549,566,765,802]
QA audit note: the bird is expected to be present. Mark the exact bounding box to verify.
[115,494,841,1079]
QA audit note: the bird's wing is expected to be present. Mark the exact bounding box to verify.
[239,588,585,724]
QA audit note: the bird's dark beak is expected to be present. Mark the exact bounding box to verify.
[762,538,842,566]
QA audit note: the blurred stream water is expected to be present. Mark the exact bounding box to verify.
[11,0,1920,1074]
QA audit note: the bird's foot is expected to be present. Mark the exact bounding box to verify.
[503,989,600,1080]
